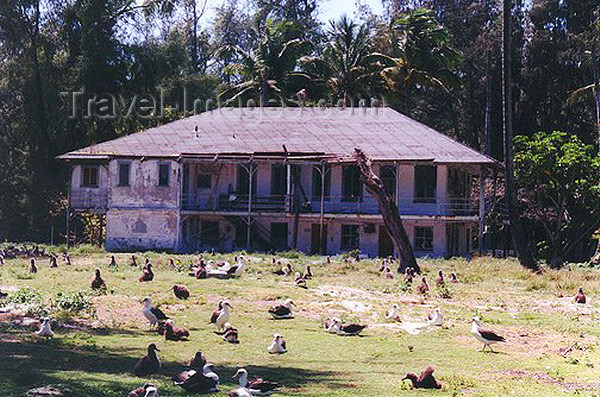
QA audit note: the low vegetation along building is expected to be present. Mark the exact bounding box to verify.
[59,107,498,258]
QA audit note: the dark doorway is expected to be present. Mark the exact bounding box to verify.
[271,222,288,251]
[378,225,394,258]
[446,223,460,258]
[237,165,257,197]
[311,224,328,254]
[271,164,287,202]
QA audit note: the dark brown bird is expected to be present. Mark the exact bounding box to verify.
[169,258,176,268]
[29,258,37,273]
[64,254,72,266]
[129,255,137,267]
[0,290,8,299]
[139,263,154,282]
[49,255,58,268]
[436,270,445,287]
[164,319,189,341]
[402,365,442,389]
[109,255,117,267]
[128,383,157,397]
[416,277,429,294]
[210,301,224,324]
[188,351,207,369]
[91,268,106,290]
[326,256,331,264]
[574,286,586,304]
[303,265,313,279]
[173,285,190,299]
[194,265,207,279]
[450,272,458,283]
[133,343,161,376]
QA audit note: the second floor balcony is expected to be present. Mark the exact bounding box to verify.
[70,188,108,211]
[180,192,478,217]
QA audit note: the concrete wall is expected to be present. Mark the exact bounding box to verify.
[106,208,179,251]
[108,159,179,208]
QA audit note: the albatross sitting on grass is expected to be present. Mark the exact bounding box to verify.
[471,316,505,352]
[268,299,296,319]
[427,308,444,326]
[36,317,54,337]
[386,304,401,321]
[267,333,287,354]
[173,364,219,393]
[331,318,367,336]
[233,368,279,395]
[128,383,158,397]
[402,365,442,389]
[133,343,161,376]
[574,286,587,304]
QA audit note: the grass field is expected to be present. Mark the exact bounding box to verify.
[1,249,600,396]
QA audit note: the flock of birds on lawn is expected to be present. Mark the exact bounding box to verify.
[0,252,589,395]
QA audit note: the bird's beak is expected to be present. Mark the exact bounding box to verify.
[154,347,160,351]
[401,376,408,381]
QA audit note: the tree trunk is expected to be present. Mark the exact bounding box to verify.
[354,149,419,273]
[591,240,600,265]
[591,49,600,150]
[502,0,540,272]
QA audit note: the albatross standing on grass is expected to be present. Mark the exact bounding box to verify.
[141,297,169,329]
[268,299,296,319]
[215,301,233,332]
[471,316,505,352]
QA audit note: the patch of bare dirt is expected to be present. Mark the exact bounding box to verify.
[93,295,146,327]
[492,370,600,392]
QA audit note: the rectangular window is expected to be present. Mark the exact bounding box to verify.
[414,165,437,202]
[81,166,99,188]
[414,226,434,251]
[342,165,362,202]
[341,225,360,250]
[201,221,219,246]
[380,165,396,198]
[196,173,212,189]
[158,162,170,187]
[237,165,257,197]
[312,165,331,201]
[117,162,131,187]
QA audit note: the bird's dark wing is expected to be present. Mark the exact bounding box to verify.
[249,378,279,392]
[128,386,145,397]
[342,324,367,334]
[210,310,219,323]
[172,370,192,383]
[479,328,505,341]
[133,356,148,376]
[269,305,290,316]
[281,340,287,350]
[417,365,435,383]
[151,307,169,320]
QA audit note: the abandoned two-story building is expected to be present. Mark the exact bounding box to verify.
[59,107,498,258]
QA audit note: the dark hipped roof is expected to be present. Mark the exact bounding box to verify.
[59,107,496,164]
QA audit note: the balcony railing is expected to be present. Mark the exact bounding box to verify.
[181,192,478,217]
[70,189,108,210]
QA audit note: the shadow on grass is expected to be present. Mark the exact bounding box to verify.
[0,335,343,396]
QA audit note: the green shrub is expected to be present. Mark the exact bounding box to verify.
[51,291,94,316]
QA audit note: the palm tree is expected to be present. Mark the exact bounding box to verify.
[299,16,394,104]
[378,8,463,111]
[217,19,310,105]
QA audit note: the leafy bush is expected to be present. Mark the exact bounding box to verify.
[435,283,453,299]
[277,250,304,259]
[51,291,94,316]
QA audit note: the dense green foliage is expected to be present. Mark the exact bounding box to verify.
[0,0,598,262]
[515,131,600,266]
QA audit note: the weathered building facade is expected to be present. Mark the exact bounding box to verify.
[60,107,498,257]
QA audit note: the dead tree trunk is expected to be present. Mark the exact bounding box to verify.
[354,149,419,273]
